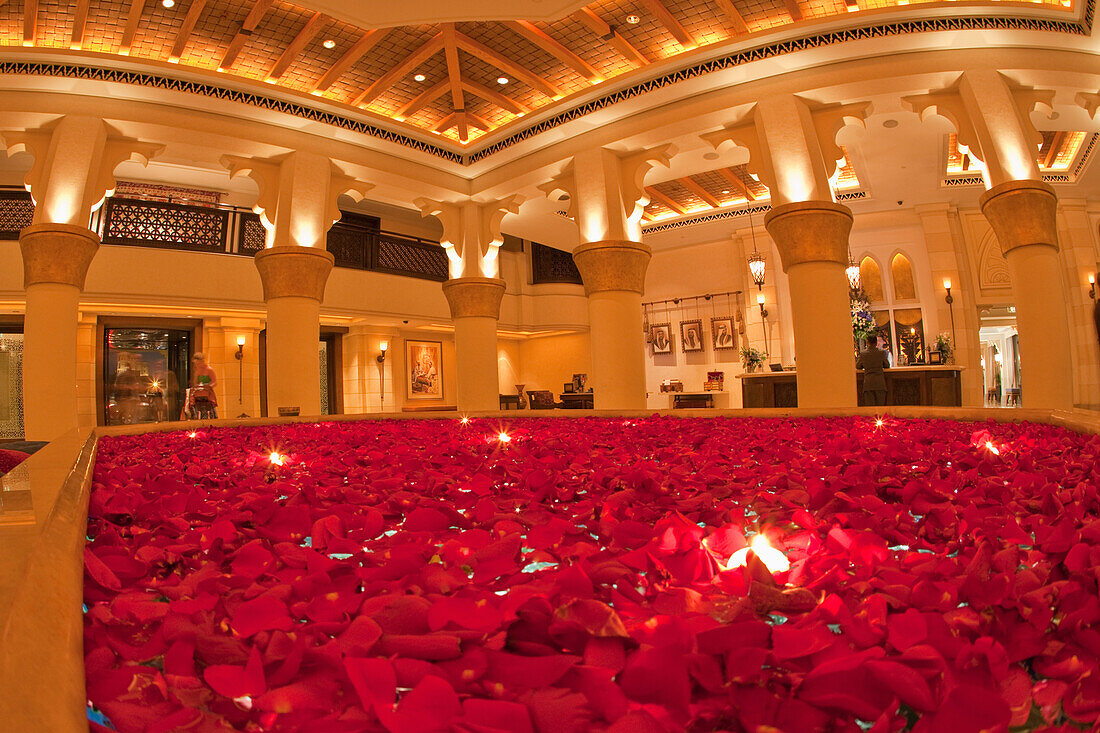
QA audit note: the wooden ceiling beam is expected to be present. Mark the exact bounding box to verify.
[353,32,444,107]
[70,0,90,49]
[717,167,755,201]
[23,0,37,46]
[462,79,528,115]
[442,23,465,112]
[782,0,804,22]
[639,0,696,47]
[466,112,492,131]
[118,0,146,55]
[501,20,602,81]
[433,112,457,133]
[168,0,209,63]
[454,31,561,98]
[646,186,686,215]
[713,0,750,35]
[679,177,720,208]
[312,28,391,92]
[267,11,325,80]
[456,112,469,143]
[574,7,649,68]
[397,79,448,118]
[1043,131,1065,169]
[219,0,275,70]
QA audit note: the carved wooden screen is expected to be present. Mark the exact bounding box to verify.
[531,241,582,285]
[102,197,230,252]
[0,190,34,241]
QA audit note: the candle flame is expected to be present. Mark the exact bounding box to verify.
[875,418,884,428]
[498,432,511,443]
[269,451,286,466]
[460,416,470,425]
[727,534,790,573]
[984,441,1000,455]
[188,431,198,438]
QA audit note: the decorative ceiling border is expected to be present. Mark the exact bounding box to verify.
[0,3,1091,167]
[641,191,868,233]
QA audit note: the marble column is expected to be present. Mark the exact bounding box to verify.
[19,224,99,440]
[980,180,1073,409]
[572,240,651,410]
[764,201,857,408]
[254,246,333,416]
[442,277,506,412]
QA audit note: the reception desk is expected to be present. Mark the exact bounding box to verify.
[738,366,963,408]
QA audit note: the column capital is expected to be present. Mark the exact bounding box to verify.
[442,277,506,319]
[223,152,372,249]
[978,179,1058,254]
[254,246,334,301]
[764,201,852,269]
[572,240,651,295]
[19,223,100,289]
[414,196,522,279]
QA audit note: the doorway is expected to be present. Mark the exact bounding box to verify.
[979,305,1021,407]
[102,327,193,425]
[0,323,24,440]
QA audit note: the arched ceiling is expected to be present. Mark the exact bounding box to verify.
[0,0,1085,154]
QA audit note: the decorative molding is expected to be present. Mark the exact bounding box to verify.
[640,191,866,233]
[978,229,1012,289]
[0,2,1093,165]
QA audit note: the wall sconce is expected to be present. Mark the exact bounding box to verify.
[377,340,388,364]
[943,277,956,354]
[756,292,768,319]
[234,335,248,419]
[1089,273,1096,300]
[747,252,766,290]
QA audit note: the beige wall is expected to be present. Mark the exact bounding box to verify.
[519,333,591,397]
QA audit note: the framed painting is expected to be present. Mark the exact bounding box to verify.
[710,316,737,351]
[650,323,672,355]
[680,319,704,353]
[406,340,443,400]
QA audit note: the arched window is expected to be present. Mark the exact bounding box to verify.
[891,253,917,300]
[859,256,884,303]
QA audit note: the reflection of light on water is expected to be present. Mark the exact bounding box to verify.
[726,534,790,573]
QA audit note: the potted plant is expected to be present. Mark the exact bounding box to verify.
[740,345,767,373]
[933,333,954,363]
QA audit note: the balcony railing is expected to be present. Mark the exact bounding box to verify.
[0,189,448,283]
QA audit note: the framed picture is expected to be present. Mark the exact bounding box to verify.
[563,382,575,393]
[406,340,443,400]
[929,350,943,365]
[680,319,704,353]
[650,323,672,355]
[711,316,737,351]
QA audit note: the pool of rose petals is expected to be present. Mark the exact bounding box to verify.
[83,416,1100,733]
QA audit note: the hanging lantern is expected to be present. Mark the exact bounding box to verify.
[747,252,767,289]
[846,258,861,291]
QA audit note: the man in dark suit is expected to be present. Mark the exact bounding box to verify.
[857,336,891,406]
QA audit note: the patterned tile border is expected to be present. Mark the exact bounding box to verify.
[640,191,868,234]
[0,3,1091,166]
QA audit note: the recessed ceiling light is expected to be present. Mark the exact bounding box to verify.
[882,119,899,128]
[626,14,641,24]
[414,73,426,82]
[322,39,336,49]
[721,190,730,194]
[161,0,174,7]
[497,76,509,85]
[702,151,719,160]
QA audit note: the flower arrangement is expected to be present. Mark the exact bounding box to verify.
[84,417,1100,732]
[739,345,767,372]
[851,292,876,343]
[934,332,954,362]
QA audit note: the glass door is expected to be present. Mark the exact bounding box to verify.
[103,329,191,425]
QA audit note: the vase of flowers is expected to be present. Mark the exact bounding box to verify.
[740,345,766,373]
[851,292,876,345]
[933,333,954,363]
